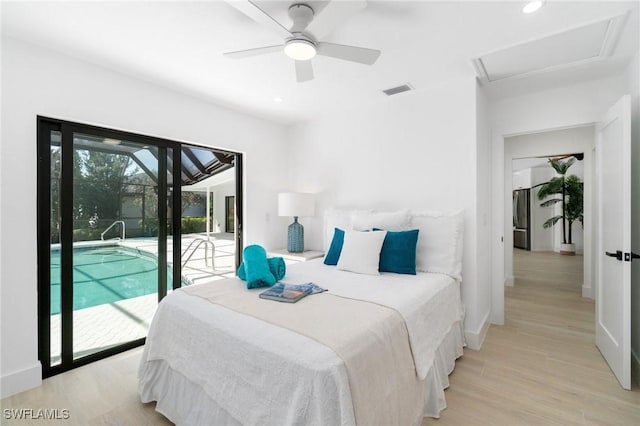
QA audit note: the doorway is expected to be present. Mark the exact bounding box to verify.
[511,153,587,316]
[503,126,595,298]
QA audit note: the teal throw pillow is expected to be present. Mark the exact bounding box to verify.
[324,228,345,265]
[376,229,419,275]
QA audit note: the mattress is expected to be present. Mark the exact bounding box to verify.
[139,259,464,425]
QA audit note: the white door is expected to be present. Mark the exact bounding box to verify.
[595,95,632,390]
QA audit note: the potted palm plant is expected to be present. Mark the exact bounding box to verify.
[537,157,584,255]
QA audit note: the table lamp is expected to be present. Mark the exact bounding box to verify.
[278,192,315,253]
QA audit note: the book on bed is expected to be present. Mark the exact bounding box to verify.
[259,283,325,303]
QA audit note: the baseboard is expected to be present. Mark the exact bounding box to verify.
[582,283,593,299]
[0,363,42,398]
[505,275,514,287]
[464,311,491,350]
[632,347,640,387]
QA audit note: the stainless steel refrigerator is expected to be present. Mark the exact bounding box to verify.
[513,189,531,250]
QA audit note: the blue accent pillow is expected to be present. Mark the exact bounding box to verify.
[324,228,345,265]
[375,229,419,275]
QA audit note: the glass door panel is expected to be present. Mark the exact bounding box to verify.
[180,146,236,284]
[50,130,62,366]
[71,133,159,359]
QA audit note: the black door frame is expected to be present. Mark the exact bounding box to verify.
[225,195,235,233]
[37,116,242,377]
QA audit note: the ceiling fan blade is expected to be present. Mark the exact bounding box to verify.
[295,60,314,82]
[223,45,283,59]
[226,0,292,39]
[305,0,367,39]
[316,42,381,65]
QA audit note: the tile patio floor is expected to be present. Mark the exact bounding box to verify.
[50,233,236,364]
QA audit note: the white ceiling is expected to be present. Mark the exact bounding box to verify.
[2,1,639,126]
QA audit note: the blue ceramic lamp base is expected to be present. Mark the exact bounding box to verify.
[287,216,304,253]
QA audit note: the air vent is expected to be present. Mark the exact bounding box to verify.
[382,83,414,96]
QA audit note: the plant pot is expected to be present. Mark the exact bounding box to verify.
[560,243,576,256]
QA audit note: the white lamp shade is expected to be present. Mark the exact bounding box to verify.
[278,193,315,217]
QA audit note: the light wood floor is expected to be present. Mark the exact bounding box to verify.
[423,249,640,425]
[0,347,171,426]
[3,249,638,425]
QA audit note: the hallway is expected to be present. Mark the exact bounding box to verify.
[424,250,639,425]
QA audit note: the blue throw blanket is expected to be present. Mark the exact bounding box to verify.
[240,245,276,289]
[237,257,286,282]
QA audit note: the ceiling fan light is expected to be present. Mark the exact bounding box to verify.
[522,0,544,14]
[284,39,316,61]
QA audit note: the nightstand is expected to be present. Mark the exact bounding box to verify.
[268,248,324,264]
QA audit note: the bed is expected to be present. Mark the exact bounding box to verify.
[138,209,465,425]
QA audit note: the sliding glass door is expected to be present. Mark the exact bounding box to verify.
[38,117,242,377]
[179,145,238,284]
[70,134,162,359]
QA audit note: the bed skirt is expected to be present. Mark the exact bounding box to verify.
[139,320,464,425]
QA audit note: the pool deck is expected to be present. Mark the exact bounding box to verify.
[51,233,236,363]
[119,232,237,285]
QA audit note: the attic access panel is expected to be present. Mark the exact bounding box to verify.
[472,14,627,83]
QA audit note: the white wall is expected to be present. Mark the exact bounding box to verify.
[475,81,494,347]
[287,77,492,348]
[0,37,289,397]
[531,166,556,252]
[490,72,629,323]
[627,52,640,385]
[212,181,236,233]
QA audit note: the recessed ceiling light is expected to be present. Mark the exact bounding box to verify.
[103,138,121,145]
[273,97,284,103]
[522,0,544,14]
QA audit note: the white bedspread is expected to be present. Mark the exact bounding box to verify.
[139,260,464,425]
[283,259,464,379]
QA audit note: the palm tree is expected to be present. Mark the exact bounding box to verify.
[536,158,584,245]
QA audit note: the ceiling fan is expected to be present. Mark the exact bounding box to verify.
[224,0,381,82]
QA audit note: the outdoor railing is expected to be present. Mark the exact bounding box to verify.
[182,237,215,270]
[101,220,126,241]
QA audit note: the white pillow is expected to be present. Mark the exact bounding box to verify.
[337,230,387,275]
[411,210,464,280]
[323,208,372,251]
[351,209,411,231]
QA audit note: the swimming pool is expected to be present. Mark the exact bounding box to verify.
[50,246,174,314]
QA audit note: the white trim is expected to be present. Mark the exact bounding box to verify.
[582,282,594,299]
[0,363,42,398]
[464,311,491,350]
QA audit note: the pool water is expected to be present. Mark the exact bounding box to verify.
[50,247,171,314]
